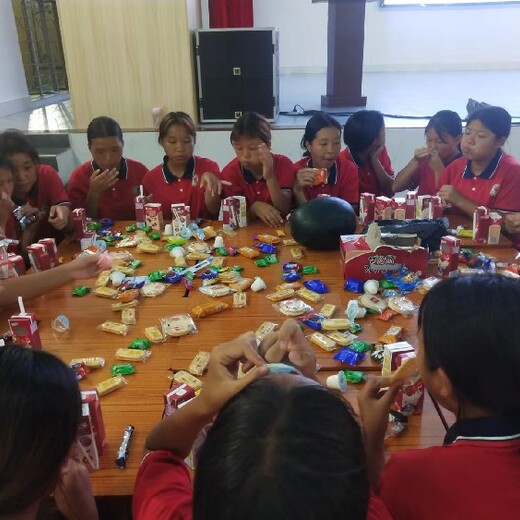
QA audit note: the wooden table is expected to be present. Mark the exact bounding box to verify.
[3,220,512,497]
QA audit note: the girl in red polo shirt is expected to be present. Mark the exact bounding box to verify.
[293,113,359,207]
[220,112,294,227]
[142,112,221,221]
[0,130,70,243]
[341,110,394,198]
[359,274,520,520]
[68,116,148,221]
[438,106,520,219]
[392,110,462,196]
[0,156,16,240]
[133,319,392,520]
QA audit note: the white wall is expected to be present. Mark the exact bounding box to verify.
[0,0,31,117]
[253,0,520,73]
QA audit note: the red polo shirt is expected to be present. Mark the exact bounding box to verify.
[12,163,69,241]
[220,154,294,207]
[341,147,394,197]
[143,156,220,221]
[67,158,147,220]
[133,450,392,520]
[293,156,359,205]
[410,153,462,196]
[378,415,520,520]
[438,151,520,214]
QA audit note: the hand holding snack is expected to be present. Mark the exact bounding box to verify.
[296,168,317,189]
[48,204,70,230]
[197,333,268,415]
[199,171,222,197]
[257,143,274,180]
[66,253,102,280]
[413,147,431,162]
[89,168,119,195]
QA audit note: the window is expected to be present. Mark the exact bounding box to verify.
[382,0,519,6]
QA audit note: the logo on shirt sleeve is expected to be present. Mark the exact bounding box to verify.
[192,173,199,187]
[490,183,501,197]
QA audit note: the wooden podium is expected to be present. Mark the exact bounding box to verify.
[314,0,367,108]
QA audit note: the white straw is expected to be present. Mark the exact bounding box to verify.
[18,296,26,315]
[139,185,144,197]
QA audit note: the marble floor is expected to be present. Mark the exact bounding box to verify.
[1,70,520,133]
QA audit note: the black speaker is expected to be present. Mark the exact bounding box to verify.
[195,28,279,123]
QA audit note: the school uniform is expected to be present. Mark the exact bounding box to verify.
[293,155,359,205]
[341,146,394,197]
[438,151,520,247]
[220,154,294,207]
[410,152,462,196]
[12,163,69,241]
[142,156,220,221]
[67,158,147,220]
[133,450,393,520]
[378,415,520,520]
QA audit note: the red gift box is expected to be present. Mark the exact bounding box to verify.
[405,191,416,219]
[145,203,164,230]
[428,195,443,219]
[359,192,375,226]
[438,236,460,278]
[392,197,406,220]
[374,196,393,221]
[81,389,106,456]
[340,234,428,281]
[163,383,196,417]
[392,352,424,416]
[416,195,431,219]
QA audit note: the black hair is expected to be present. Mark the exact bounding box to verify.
[466,106,511,139]
[343,110,384,153]
[0,155,15,173]
[425,110,462,141]
[230,112,271,147]
[0,130,39,164]
[0,346,81,516]
[194,378,369,520]
[87,116,124,145]
[418,274,520,416]
[300,112,342,153]
[158,111,197,143]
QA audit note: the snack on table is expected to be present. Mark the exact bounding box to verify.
[389,355,418,384]
[115,348,151,362]
[266,288,295,302]
[237,247,260,259]
[111,300,139,311]
[141,282,168,297]
[117,289,141,302]
[277,298,312,317]
[136,243,160,254]
[191,301,229,318]
[95,270,111,287]
[275,281,302,292]
[172,370,203,391]
[70,357,105,368]
[229,278,253,292]
[359,293,387,313]
[199,284,234,297]
[326,330,357,347]
[310,332,337,352]
[319,304,336,319]
[283,238,298,246]
[321,319,350,331]
[144,326,165,343]
[291,248,304,260]
[99,321,129,336]
[160,314,196,337]
[96,375,127,397]
[93,286,119,299]
[188,351,211,376]
[121,308,136,325]
[379,325,403,344]
[388,296,417,316]
[185,251,210,261]
[257,233,281,244]
[296,287,323,303]
[233,292,247,309]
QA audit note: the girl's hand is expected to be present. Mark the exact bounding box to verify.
[250,201,283,227]
[439,184,463,207]
[54,458,99,520]
[428,150,445,174]
[358,376,401,445]
[277,319,318,379]
[89,168,119,195]
[48,204,70,230]
[413,147,430,161]
[369,144,385,163]
[296,168,316,189]
[504,213,520,234]
[258,144,274,180]
[20,204,44,220]
[65,253,102,280]
[0,192,14,223]
[198,332,268,415]
[199,171,222,197]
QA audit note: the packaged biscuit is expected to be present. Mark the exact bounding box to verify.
[121,308,136,325]
[233,292,247,309]
[70,357,105,369]
[319,304,336,319]
[93,286,119,299]
[96,375,127,397]
[255,321,279,341]
[296,287,323,303]
[99,321,129,336]
[266,288,295,302]
[144,326,165,343]
[191,301,229,318]
[171,370,203,391]
[309,332,337,352]
[115,348,152,362]
[188,351,211,376]
[160,314,196,337]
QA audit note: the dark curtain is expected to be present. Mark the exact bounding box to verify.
[209,0,254,28]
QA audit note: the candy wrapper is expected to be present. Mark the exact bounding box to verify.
[129,338,152,350]
[161,314,197,337]
[71,357,105,369]
[273,298,313,317]
[111,364,135,376]
[115,425,134,469]
[333,347,365,366]
[299,312,324,331]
